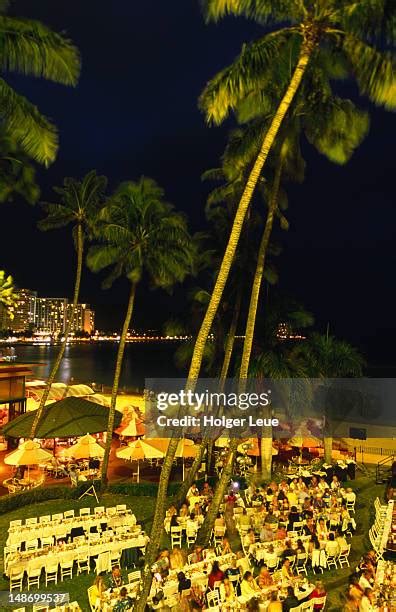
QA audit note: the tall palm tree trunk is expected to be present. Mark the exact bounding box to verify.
[175,294,242,504]
[136,437,179,610]
[101,282,136,482]
[239,159,283,381]
[30,224,84,438]
[240,159,283,477]
[197,438,239,546]
[187,40,313,385]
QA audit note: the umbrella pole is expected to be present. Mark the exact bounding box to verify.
[137,461,140,484]
[182,458,185,481]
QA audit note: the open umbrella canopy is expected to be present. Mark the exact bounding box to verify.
[1,397,121,439]
[116,439,164,461]
[4,440,53,466]
[288,428,322,448]
[63,434,105,459]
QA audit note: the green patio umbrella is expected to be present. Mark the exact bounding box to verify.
[1,396,122,439]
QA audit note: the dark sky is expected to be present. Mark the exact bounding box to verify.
[2,1,396,361]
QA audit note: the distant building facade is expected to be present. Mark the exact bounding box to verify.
[0,289,95,335]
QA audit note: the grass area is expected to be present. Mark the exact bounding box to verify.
[0,471,386,611]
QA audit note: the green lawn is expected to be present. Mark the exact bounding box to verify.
[0,472,386,611]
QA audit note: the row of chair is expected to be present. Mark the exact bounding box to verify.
[9,504,131,529]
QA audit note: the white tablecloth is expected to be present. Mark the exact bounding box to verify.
[6,533,148,577]
[7,513,136,547]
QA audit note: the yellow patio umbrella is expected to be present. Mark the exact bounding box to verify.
[175,439,197,479]
[116,439,164,482]
[63,434,105,460]
[4,440,52,482]
[215,437,230,448]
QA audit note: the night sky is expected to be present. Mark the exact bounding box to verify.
[2,1,396,362]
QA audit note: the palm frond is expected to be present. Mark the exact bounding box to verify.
[202,0,304,26]
[343,35,396,109]
[0,78,58,165]
[199,29,292,124]
[0,16,80,85]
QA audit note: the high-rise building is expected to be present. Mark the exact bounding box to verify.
[0,289,37,332]
[36,297,68,334]
[66,303,95,334]
[83,307,95,334]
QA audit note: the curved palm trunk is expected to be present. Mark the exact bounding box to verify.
[101,282,136,482]
[240,159,283,477]
[175,294,242,504]
[30,224,84,438]
[239,159,283,381]
[135,437,179,610]
[324,437,333,464]
[187,41,313,385]
[197,438,239,547]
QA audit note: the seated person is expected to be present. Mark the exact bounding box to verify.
[186,483,200,499]
[220,537,232,555]
[276,524,287,540]
[110,566,123,588]
[325,532,340,558]
[207,560,225,590]
[236,550,250,575]
[309,580,327,610]
[263,544,279,568]
[282,586,300,612]
[219,577,236,603]
[177,571,191,593]
[225,557,242,587]
[214,512,225,528]
[260,523,274,543]
[240,571,260,600]
[179,503,189,517]
[358,571,373,591]
[189,545,203,564]
[281,558,294,581]
[201,481,213,497]
[281,540,296,560]
[257,564,273,588]
[155,549,170,573]
[316,518,328,541]
[238,508,251,528]
[112,587,133,611]
[359,588,375,612]
[89,576,105,610]
[243,528,256,549]
[169,547,185,570]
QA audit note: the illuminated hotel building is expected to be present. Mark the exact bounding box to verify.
[66,303,95,334]
[36,297,68,334]
[0,288,37,332]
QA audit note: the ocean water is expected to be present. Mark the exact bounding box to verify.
[13,342,181,392]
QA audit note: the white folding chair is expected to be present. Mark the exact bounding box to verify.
[116,504,127,515]
[94,506,105,515]
[26,517,38,526]
[60,559,74,581]
[207,590,220,607]
[326,552,338,570]
[64,509,75,519]
[10,568,24,592]
[77,554,90,575]
[9,519,22,528]
[79,507,91,517]
[128,570,141,584]
[295,552,308,575]
[27,566,41,590]
[338,544,351,568]
[311,596,327,609]
[41,536,54,548]
[300,602,314,611]
[170,526,183,547]
[52,513,63,521]
[45,563,58,586]
[186,526,198,547]
[110,553,121,569]
[26,539,39,551]
[106,506,117,517]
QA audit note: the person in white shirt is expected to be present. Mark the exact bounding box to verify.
[359,571,372,591]
[186,484,199,499]
[325,533,339,557]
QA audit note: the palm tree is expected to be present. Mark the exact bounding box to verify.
[0,5,80,165]
[87,177,194,482]
[0,129,40,204]
[298,332,364,463]
[0,270,16,315]
[186,0,396,396]
[29,171,107,438]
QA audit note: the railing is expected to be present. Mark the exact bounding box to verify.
[375,453,395,484]
[354,446,396,456]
